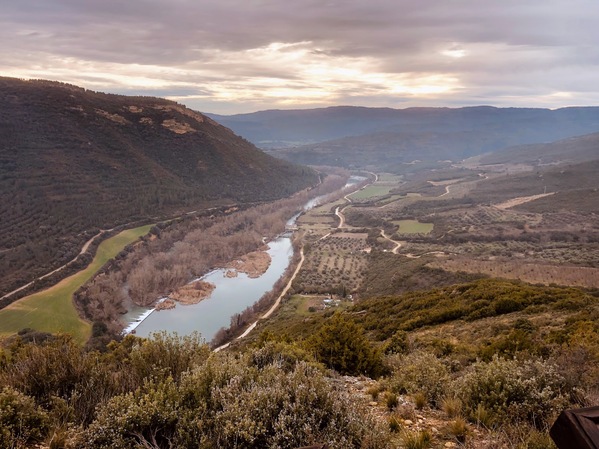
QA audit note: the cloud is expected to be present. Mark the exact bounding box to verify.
[1,0,598,113]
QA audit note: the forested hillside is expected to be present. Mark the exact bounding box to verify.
[0,78,318,298]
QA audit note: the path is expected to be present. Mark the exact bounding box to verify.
[404,250,448,259]
[335,206,346,228]
[214,173,377,352]
[380,229,402,254]
[494,192,555,210]
[214,247,306,352]
[0,230,107,301]
[439,184,451,197]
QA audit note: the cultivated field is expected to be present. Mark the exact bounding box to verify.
[393,219,434,234]
[349,184,394,200]
[429,257,599,288]
[295,233,370,295]
[0,225,152,343]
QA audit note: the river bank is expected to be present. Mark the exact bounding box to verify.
[0,225,153,344]
[124,174,369,342]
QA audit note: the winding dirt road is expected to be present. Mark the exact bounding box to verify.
[380,229,402,254]
[0,230,107,301]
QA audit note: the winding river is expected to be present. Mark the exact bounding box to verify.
[124,176,366,342]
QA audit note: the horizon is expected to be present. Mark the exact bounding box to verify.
[2,1,598,115]
[5,75,599,117]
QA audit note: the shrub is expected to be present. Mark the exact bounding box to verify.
[441,397,462,418]
[306,313,385,377]
[384,330,409,354]
[447,417,468,443]
[401,429,432,449]
[366,384,381,401]
[386,392,399,410]
[454,355,572,428]
[0,386,48,449]
[413,392,427,410]
[388,351,449,406]
[388,414,402,433]
[81,351,392,449]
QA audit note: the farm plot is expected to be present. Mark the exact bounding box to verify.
[393,219,434,234]
[429,256,599,288]
[350,185,395,200]
[295,233,369,295]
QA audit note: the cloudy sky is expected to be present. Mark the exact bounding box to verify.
[2,0,598,114]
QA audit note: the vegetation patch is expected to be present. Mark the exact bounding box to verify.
[225,250,271,278]
[351,278,593,340]
[168,280,216,305]
[350,184,395,200]
[294,233,369,295]
[0,333,390,449]
[430,257,599,288]
[0,225,151,344]
[394,219,434,234]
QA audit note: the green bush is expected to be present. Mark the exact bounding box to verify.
[80,351,391,449]
[454,355,572,428]
[306,313,385,377]
[0,386,48,449]
[384,330,409,354]
[388,351,449,406]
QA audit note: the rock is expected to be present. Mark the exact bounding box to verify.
[444,442,457,448]
[403,420,413,425]
[369,401,378,407]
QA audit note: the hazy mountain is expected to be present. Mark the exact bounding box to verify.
[0,77,318,297]
[209,106,599,170]
[479,131,599,166]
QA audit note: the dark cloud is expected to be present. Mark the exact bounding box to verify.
[1,0,598,113]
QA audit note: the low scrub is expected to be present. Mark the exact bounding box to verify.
[453,355,575,428]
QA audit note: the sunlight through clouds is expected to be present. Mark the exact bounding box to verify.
[1,0,597,113]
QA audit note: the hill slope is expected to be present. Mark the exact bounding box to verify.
[0,77,318,297]
[479,131,599,166]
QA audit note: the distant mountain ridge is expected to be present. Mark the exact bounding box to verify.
[0,77,318,297]
[479,131,599,165]
[208,105,599,170]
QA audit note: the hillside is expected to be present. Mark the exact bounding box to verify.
[209,106,599,170]
[478,131,599,166]
[469,159,599,213]
[0,77,318,298]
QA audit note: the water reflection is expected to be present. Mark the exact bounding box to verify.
[124,175,366,342]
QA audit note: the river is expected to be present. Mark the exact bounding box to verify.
[123,175,367,342]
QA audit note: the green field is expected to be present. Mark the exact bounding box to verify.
[0,225,152,344]
[350,185,394,200]
[377,173,404,183]
[394,219,434,234]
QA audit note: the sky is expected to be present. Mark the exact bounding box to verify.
[2,0,599,114]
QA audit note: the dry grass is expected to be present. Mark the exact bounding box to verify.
[430,257,599,288]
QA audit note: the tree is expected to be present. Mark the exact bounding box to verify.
[307,313,384,377]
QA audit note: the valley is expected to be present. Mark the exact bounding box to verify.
[1,80,598,449]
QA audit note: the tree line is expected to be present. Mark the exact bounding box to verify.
[75,173,349,337]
